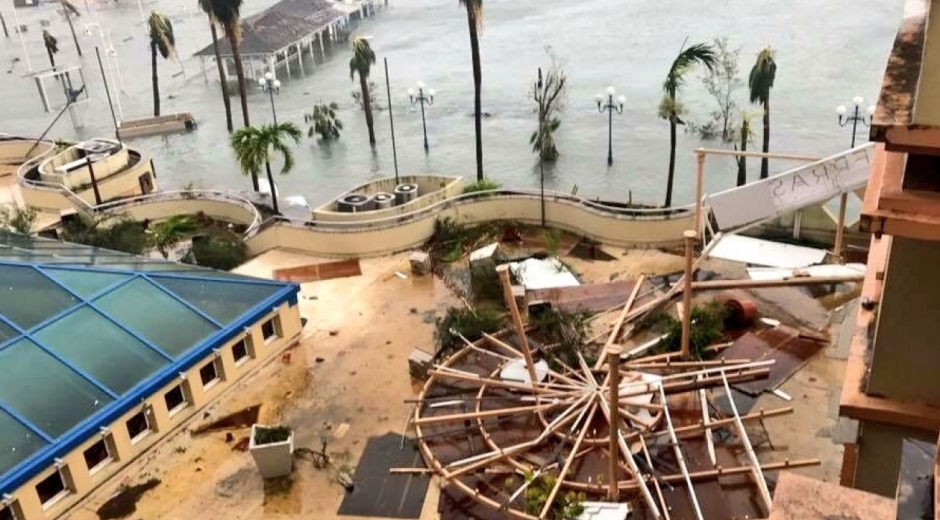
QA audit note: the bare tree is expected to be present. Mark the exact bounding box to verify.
[693,37,742,142]
[529,47,567,161]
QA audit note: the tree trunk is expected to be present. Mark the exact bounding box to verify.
[210,21,233,133]
[0,11,9,39]
[151,42,160,117]
[360,72,375,145]
[227,28,258,191]
[61,1,81,57]
[46,47,55,69]
[760,98,770,179]
[736,130,747,186]
[664,117,677,208]
[265,160,279,214]
[466,7,484,182]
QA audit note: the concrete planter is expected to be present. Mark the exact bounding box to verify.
[249,424,294,479]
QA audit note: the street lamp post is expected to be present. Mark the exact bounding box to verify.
[836,96,875,148]
[831,96,875,263]
[408,81,435,152]
[258,72,281,124]
[596,86,626,166]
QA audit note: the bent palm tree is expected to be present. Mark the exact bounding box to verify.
[349,38,377,145]
[230,123,301,214]
[200,0,251,132]
[749,47,777,179]
[42,30,58,69]
[147,11,176,117]
[460,0,484,181]
[659,42,717,208]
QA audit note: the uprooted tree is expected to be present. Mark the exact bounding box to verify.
[530,46,567,162]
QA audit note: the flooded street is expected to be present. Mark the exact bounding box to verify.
[0,0,902,207]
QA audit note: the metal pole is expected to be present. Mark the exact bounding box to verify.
[419,93,429,152]
[61,0,82,57]
[607,96,613,166]
[96,47,121,143]
[268,87,277,125]
[384,57,399,184]
[694,150,705,238]
[87,157,102,205]
[11,1,31,72]
[850,105,858,149]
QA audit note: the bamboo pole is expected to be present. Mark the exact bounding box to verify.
[658,384,704,520]
[497,265,538,385]
[691,275,863,291]
[680,230,696,359]
[720,371,773,513]
[607,346,622,501]
[594,276,645,369]
[539,402,598,519]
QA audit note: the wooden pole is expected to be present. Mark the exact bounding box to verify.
[694,150,705,237]
[658,384,704,520]
[496,265,539,385]
[699,377,716,467]
[607,346,622,501]
[693,148,821,161]
[539,403,598,519]
[719,371,773,513]
[594,275,645,369]
[834,192,848,263]
[680,230,696,359]
[690,274,863,291]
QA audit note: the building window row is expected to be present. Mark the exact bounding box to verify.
[13,317,283,515]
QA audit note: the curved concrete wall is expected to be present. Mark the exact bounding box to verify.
[313,175,464,223]
[247,192,694,258]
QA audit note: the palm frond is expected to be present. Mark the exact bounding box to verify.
[663,42,718,98]
[148,11,177,60]
[199,0,242,42]
[42,30,58,54]
[60,0,80,17]
[748,47,776,104]
[349,37,376,80]
[459,0,483,31]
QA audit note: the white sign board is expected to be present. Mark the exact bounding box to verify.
[708,143,874,231]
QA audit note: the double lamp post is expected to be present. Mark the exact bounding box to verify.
[259,72,282,124]
[408,81,435,152]
[596,86,626,166]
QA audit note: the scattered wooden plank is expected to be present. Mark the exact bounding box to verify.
[273,259,362,283]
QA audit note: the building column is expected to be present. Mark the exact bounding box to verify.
[267,55,275,77]
[297,42,304,75]
[283,51,291,78]
[248,58,256,81]
[319,30,325,53]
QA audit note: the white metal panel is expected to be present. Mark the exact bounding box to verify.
[708,143,874,231]
[708,234,828,268]
[746,263,867,280]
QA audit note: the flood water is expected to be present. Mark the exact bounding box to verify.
[0,0,903,207]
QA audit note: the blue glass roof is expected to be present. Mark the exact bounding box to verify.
[0,232,299,495]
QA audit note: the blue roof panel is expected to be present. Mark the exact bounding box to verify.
[0,409,47,477]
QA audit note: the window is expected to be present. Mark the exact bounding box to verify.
[36,469,69,509]
[261,318,279,343]
[83,437,113,473]
[232,338,251,365]
[0,502,20,520]
[164,384,189,416]
[126,410,152,443]
[199,360,221,388]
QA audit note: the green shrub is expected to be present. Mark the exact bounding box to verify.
[254,425,291,445]
[63,217,148,255]
[658,300,728,359]
[434,307,504,353]
[462,179,502,194]
[183,235,248,271]
[0,205,37,234]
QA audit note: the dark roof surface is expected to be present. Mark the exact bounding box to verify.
[196,0,345,56]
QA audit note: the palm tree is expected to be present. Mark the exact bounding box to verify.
[460,0,484,181]
[230,123,301,214]
[734,111,758,186]
[147,11,176,117]
[147,215,198,259]
[199,0,251,132]
[349,38,376,145]
[41,30,58,70]
[60,0,81,57]
[206,17,234,133]
[659,42,717,208]
[749,47,776,179]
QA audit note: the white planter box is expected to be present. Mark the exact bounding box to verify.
[249,424,294,479]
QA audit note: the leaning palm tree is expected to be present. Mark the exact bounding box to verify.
[349,38,376,146]
[749,47,777,179]
[460,0,484,181]
[199,0,250,132]
[205,16,234,133]
[147,11,176,117]
[41,30,58,69]
[230,123,301,214]
[659,41,717,208]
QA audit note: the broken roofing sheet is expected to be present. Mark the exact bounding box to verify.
[507,257,580,291]
[707,235,828,269]
[746,263,867,281]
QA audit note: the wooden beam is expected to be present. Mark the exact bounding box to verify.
[658,384,704,520]
[594,275,646,369]
[647,406,793,440]
[694,147,821,161]
[695,151,705,237]
[639,435,671,520]
[414,400,573,426]
[720,371,772,514]
[607,346,623,501]
[680,230,697,359]
[497,265,539,385]
[539,403,598,519]
[834,192,848,262]
[699,379,716,468]
[690,275,863,291]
